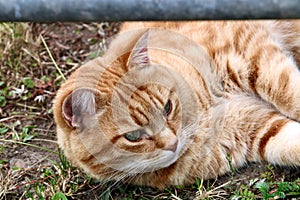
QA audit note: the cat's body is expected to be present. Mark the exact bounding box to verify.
[53,21,300,188]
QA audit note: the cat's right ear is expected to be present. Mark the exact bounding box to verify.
[62,89,96,129]
[127,30,151,68]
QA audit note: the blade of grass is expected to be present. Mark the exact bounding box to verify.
[0,139,59,155]
[40,35,66,81]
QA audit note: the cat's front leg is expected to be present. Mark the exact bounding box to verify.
[259,120,300,165]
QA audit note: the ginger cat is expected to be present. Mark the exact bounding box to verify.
[53,21,300,188]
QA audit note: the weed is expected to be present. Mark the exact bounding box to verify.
[0,125,9,135]
[0,159,8,165]
[12,125,36,142]
[232,176,300,200]
[52,192,68,200]
[226,153,237,177]
[0,95,6,107]
[0,82,8,107]
[254,178,300,199]
[232,185,256,200]
[22,77,35,89]
[101,187,111,200]
[260,165,275,182]
[23,152,87,199]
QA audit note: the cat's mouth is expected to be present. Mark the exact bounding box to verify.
[128,149,181,174]
[123,138,187,173]
[92,139,183,174]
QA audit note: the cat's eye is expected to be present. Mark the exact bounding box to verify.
[163,100,172,117]
[124,129,146,142]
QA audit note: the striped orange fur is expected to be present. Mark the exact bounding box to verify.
[53,21,300,188]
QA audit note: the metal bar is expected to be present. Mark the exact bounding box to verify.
[0,0,299,22]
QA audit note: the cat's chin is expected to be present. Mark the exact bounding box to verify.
[133,152,179,174]
[135,139,187,173]
[100,147,182,174]
[134,140,188,173]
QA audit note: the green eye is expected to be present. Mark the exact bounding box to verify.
[163,100,172,116]
[124,129,145,142]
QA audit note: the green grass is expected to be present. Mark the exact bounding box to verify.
[232,167,300,200]
[23,152,83,199]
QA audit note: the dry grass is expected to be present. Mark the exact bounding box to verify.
[0,22,300,200]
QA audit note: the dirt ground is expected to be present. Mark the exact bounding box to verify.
[1,22,300,200]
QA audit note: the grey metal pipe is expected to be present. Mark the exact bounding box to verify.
[0,0,299,22]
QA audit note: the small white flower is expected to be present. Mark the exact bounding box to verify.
[11,85,28,97]
[34,95,45,103]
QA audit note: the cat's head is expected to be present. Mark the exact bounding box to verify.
[53,29,200,180]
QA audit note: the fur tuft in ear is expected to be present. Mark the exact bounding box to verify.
[62,89,96,129]
[127,30,151,68]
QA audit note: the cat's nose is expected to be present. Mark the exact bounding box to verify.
[163,138,178,152]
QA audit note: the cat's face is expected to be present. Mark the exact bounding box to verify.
[112,83,181,154]
[54,30,200,177]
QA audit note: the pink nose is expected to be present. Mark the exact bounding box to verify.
[163,138,178,152]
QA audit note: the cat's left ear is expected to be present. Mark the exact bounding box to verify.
[127,30,150,68]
